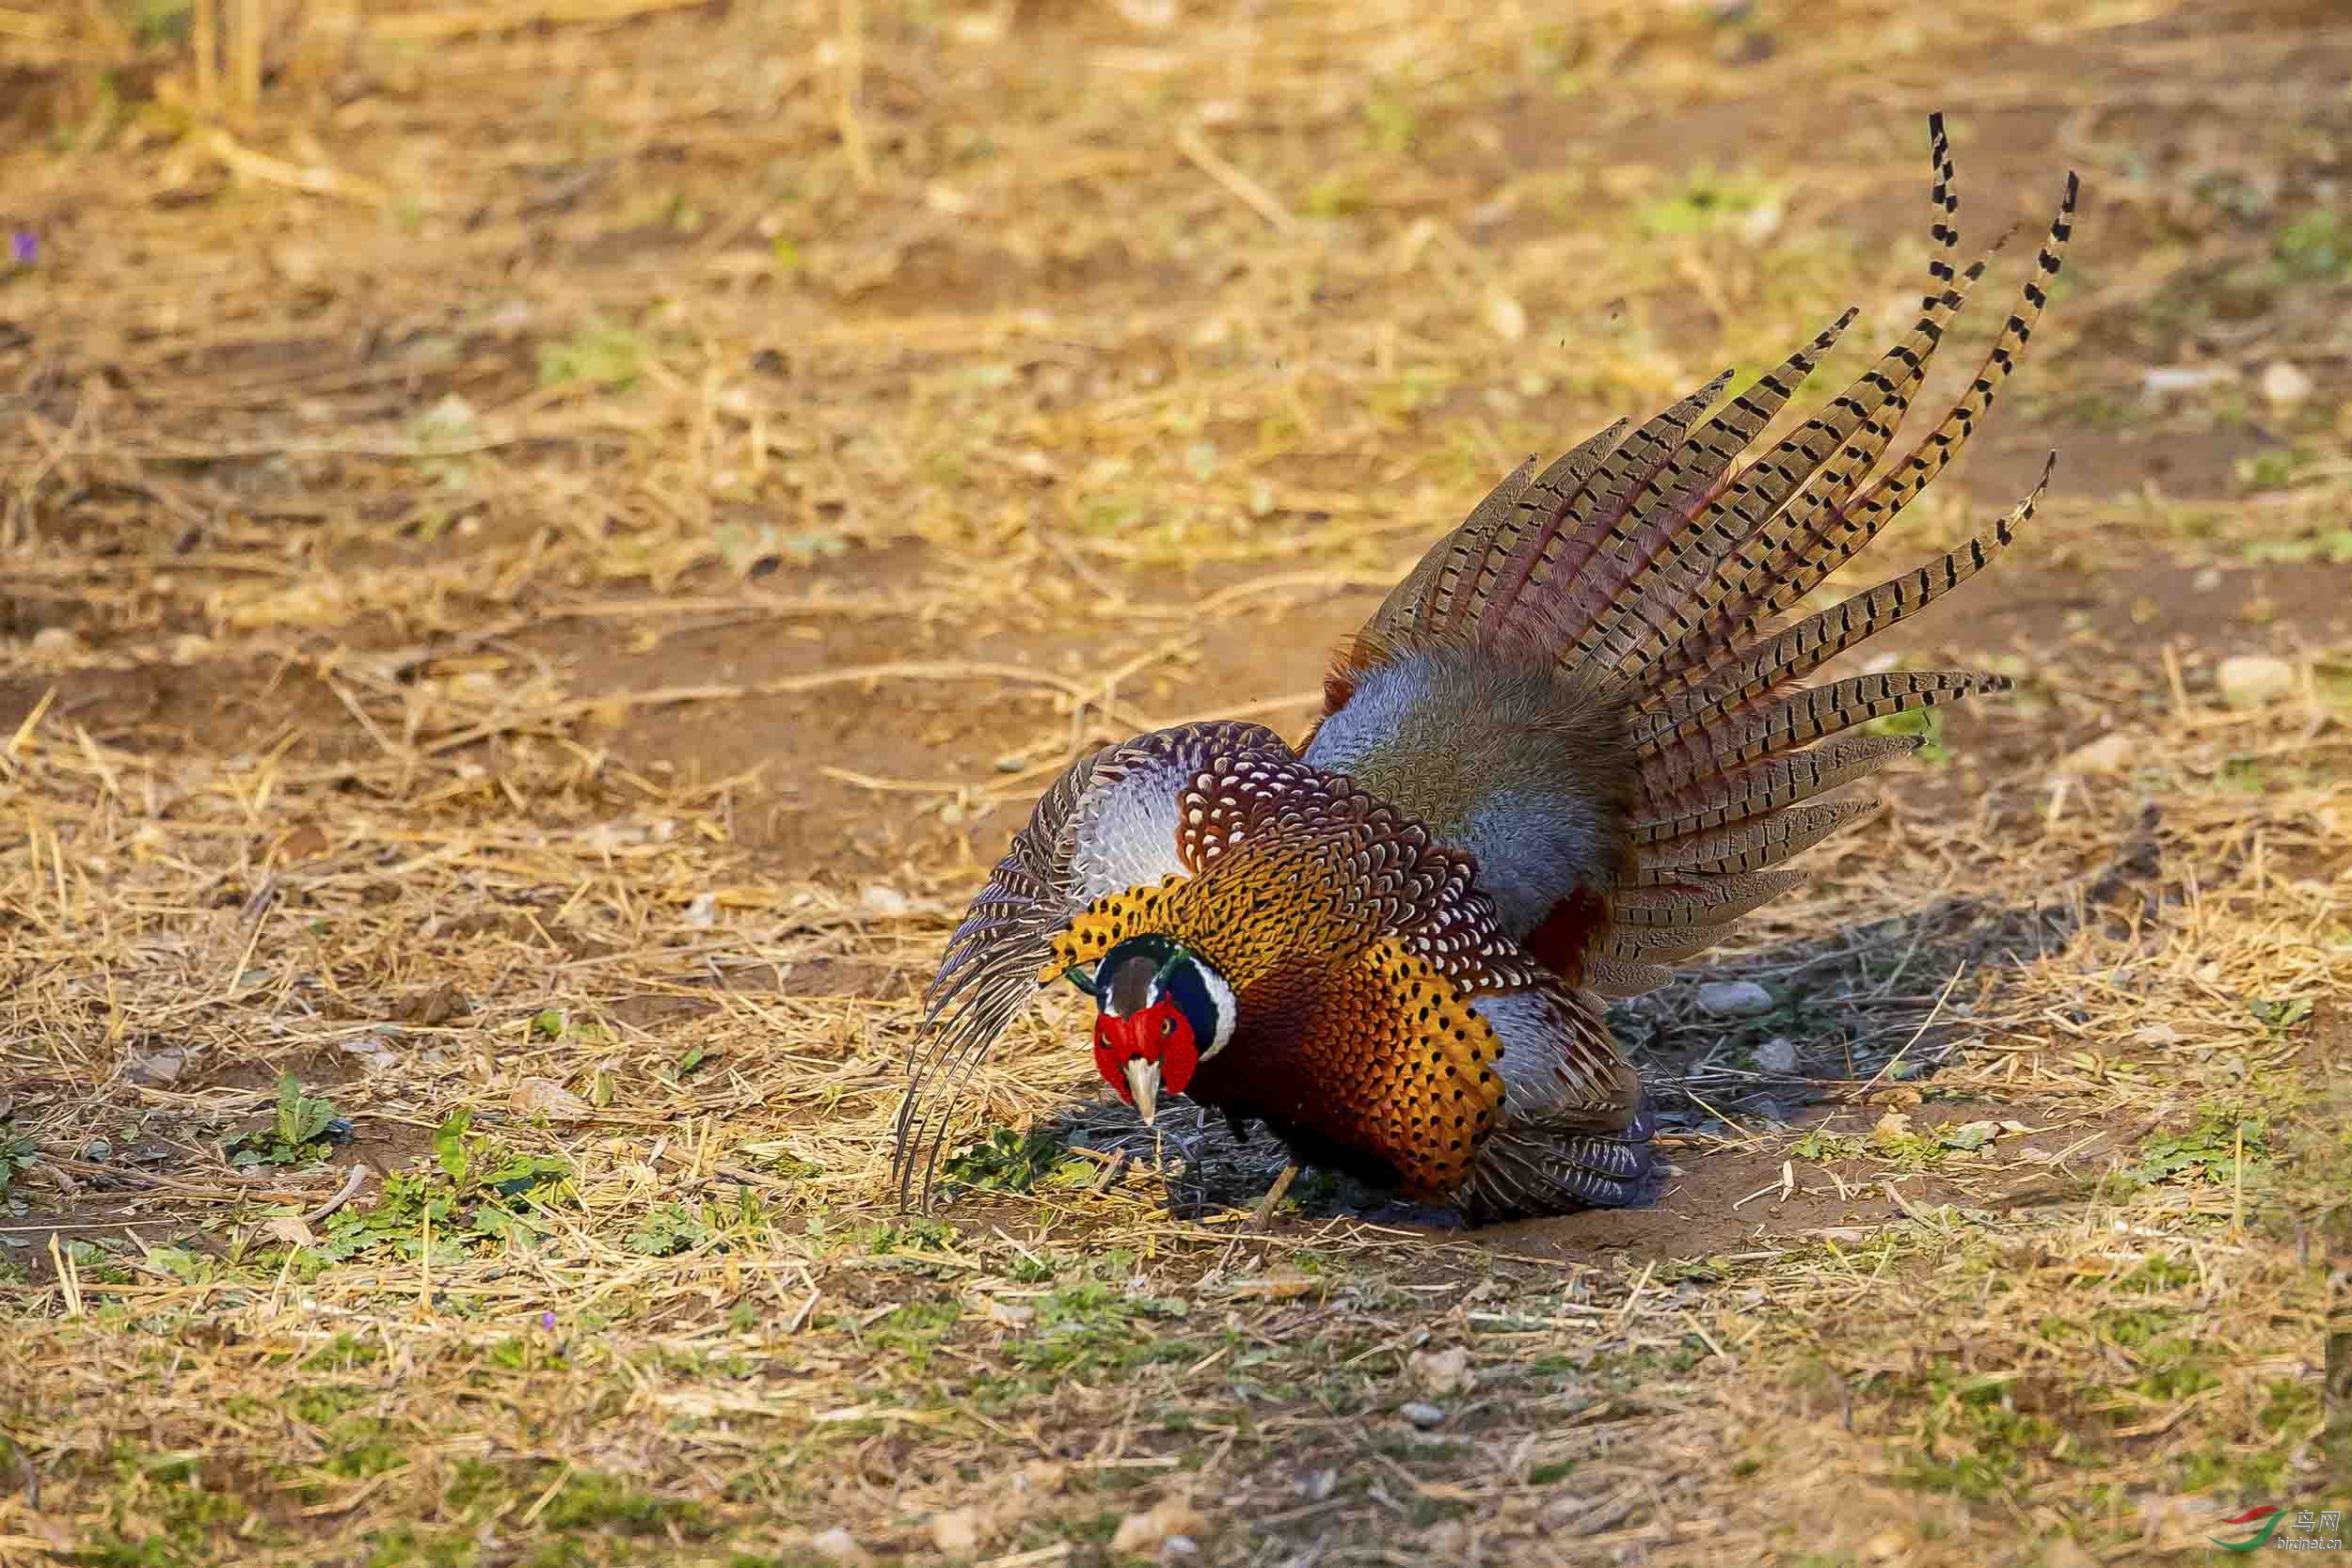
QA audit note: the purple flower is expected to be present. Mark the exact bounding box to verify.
[8,232,32,267]
[540,1310,557,1332]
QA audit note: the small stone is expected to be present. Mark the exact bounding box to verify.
[124,1050,185,1086]
[682,892,717,928]
[2259,359,2313,409]
[1482,286,1528,344]
[1111,1497,1205,1555]
[929,1507,980,1554]
[1110,0,1176,29]
[1696,980,1774,1017]
[30,626,85,658]
[1737,198,1784,243]
[1752,1036,1799,1075]
[2140,364,2236,398]
[949,9,1009,42]
[983,1296,1036,1327]
[2058,733,2138,776]
[924,182,976,216]
[2216,653,2296,709]
[1424,1519,1475,1561]
[340,1031,400,1072]
[806,1527,870,1566]
[860,883,910,916]
[1399,1401,1446,1429]
[2040,1533,2098,1568]
[1407,1345,1471,1396]
[509,1077,595,1122]
[81,1139,112,1163]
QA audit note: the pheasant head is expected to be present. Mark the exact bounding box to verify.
[1062,933,1235,1124]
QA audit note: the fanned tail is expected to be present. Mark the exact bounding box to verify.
[1344,115,2076,998]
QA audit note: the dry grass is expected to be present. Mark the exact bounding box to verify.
[1,0,2349,1564]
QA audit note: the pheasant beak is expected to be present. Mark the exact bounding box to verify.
[1124,1056,1162,1126]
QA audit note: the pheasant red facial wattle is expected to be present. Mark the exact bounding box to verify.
[893,113,2078,1225]
[1093,1005,1200,1109]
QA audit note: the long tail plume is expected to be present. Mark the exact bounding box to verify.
[1346,114,2077,998]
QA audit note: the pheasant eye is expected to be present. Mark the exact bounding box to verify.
[1160,1015,1175,1038]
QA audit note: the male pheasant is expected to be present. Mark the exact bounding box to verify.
[894,116,2076,1223]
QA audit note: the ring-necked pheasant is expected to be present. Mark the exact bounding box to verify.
[893,116,2076,1223]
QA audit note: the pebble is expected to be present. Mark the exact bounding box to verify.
[2141,364,2236,397]
[82,1139,112,1163]
[860,884,910,916]
[806,1527,869,1566]
[1752,1036,1799,1075]
[2260,359,2313,409]
[2058,733,2137,776]
[1696,980,1774,1017]
[1407,1345,1471,1395]
[509,1077,595,1122]
[124,1050,186,1086]
[2216,653,2296,709]
[1483,286,1528,344]
[929,1508,980,1554]
[1399,1401,1446,1429]
[1111,1497,1206,1555]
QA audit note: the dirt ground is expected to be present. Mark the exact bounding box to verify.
[0,0,2347,1564]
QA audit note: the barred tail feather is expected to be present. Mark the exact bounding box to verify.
[1572,143,2072,990]
[1572,115,1982,683]
[1337,118,2072,999]
[1682,452,2055,720]
[1657,175,2077,692]
[1463,1101,1661,1220]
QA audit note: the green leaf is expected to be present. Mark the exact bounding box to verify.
[532,1009,565,1039]
[0,1135,36,1198]
[626,1201,709,1257]
[471,1206,542,1247]
[142,1246,210,1285]
[274,1072,333,1147]
[435,1107,474,1188]
[536,321,646,390]
[2249,997,2313,1036]
[1940,1120,2000,1152]
[942,1127,1066,1193]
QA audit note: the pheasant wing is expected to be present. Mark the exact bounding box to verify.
[891,720,1296,1206]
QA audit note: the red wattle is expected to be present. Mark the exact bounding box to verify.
[1160,1031,1200,1094]
[1094,1036,1130,1101]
